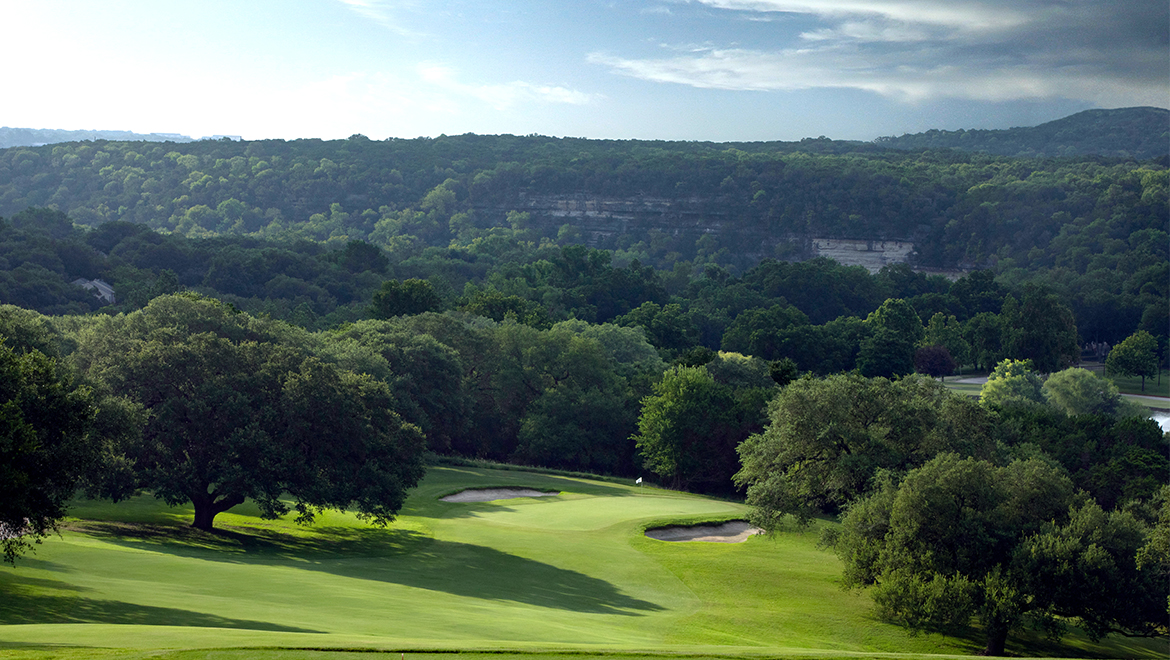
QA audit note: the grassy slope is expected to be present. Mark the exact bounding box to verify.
[0,467,1163,659]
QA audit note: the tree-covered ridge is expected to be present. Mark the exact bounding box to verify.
[0,130,1164,277]
[1,204,1164,366]
[876,107,1170,159]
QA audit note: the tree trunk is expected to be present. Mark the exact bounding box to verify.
[982,626,1009,657]
[190,491,246,531]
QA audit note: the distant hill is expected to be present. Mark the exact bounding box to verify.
[875,107,1170,159]
[0,127,195,149]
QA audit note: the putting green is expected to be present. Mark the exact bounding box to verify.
[0,466,1162,659]
[446,493,742,530]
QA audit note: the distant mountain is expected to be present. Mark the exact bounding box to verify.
[0,127,194,149]
[875,107,1170,159]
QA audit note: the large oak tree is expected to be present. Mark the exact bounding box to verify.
[75,294,426,531]
[834,454,1166,655]
[735,374,996,527]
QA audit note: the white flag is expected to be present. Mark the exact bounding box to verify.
[636,477,643,484]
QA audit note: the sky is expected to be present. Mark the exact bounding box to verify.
[2,0,1167,142]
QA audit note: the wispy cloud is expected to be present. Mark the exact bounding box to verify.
[692,1,1032,32]
[418,64,600,110]
[335,0,423,37]
[595,0,1169,106]
[641,5,675,15]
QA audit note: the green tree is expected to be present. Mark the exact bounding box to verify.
[963,311,1003,373]
[370,278,443,318]
[1042,367,1148,419]
[1106,330,1159,392]
[75,294,426,531]
[995,407,1167,510]
[337,240,389,274]
[858,327,914,379]
[0,342,98,563]
[705,351,774,389]
[617,301,698,353]
[458,287,551,329]
[735,374,995,527]
[768,357,800,387]
[0,306,140,563]
[514,384,633,475]
[835,454,1165,655]
[979,359,1044,409]
[921,312,969,369]
[325,322,472,455]
[492,322,636,471]
[720,303,809,360]
[1000,291,1079,373]
[857,299,922,378]
[633,366,741,491]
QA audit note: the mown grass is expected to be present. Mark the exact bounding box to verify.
[1067,362,1169,398]
[1,467,1164,659]
[1108,369,1170,398]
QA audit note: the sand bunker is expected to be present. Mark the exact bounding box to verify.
[440,488,559,503]
[645,520,762,543]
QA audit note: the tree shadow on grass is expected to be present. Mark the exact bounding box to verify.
[0,573,320,632]
[865,612,1168,659]
[73,521,663,616]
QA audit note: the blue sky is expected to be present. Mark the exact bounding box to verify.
[4,1,1166,141]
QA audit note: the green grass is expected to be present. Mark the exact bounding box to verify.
[1,467,1164,659]
[1107,369,1170,398]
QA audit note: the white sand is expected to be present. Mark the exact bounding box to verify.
[645,520,762,543]
[440,488,559,503]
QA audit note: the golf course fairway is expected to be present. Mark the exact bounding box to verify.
[0,466,1163,659]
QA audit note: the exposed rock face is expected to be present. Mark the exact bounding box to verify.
[512,192,732,242]
[481,193,917,272]
[809,238,915,272]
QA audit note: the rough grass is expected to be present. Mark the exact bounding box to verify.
[1,467,1164,659]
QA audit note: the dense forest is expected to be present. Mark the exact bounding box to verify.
[0,113,1165,348]
[0,113,1165,277]
[877,107,1170,159]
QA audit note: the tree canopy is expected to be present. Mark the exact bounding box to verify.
[735,374,995,527]
[0,306,124,563]
[73,294,426,530]
[633,365,765,493]
[834,454,1166,656]
[1107,330,1159,392]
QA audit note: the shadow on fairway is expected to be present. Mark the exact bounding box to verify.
[74,522,663,615]
[0,573,321,632]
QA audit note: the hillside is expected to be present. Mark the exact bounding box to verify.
[0,129,1164,276]
[876,107,1170,159]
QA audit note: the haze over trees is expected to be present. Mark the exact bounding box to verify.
[875,107,1170,159]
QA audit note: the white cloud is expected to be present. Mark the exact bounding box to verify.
[691,1,1031,32]
[590,45,1166,106]
[595,0,1169,106]
[418,64,600,110]
[335,0,424,37]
